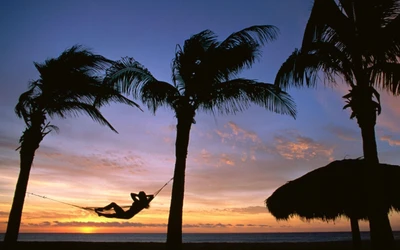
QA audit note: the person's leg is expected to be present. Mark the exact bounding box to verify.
[97,212,118,218]
[98,202,125,214]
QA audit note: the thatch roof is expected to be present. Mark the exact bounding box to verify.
[265,159,400,221]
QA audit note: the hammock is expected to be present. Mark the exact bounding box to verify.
[26,177,173,212]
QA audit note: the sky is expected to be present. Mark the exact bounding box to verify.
[0,0,400,234]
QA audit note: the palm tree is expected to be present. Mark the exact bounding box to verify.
[4,45,140,246]
[274,0,400,249]
[106,25,297,250]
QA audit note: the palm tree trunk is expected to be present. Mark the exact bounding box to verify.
[166,116,192,250]
[359,120,394,250]
[350,217,361,250]
[4,146,36,248]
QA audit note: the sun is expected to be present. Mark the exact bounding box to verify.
[80,227,96,234]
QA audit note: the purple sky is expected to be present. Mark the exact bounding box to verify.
[0,0,399,233]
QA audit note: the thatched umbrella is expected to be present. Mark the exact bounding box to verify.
[265,159,400,249]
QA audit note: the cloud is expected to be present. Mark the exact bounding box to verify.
[22,221,168,228]
[0,134,18,151]
[324,124,359,141]
[273,132,334,161]
[243,224,271,228]
[183,223,231,228]
[194,149,236,167]
[36,149,146,173]
[20,221,272,229]
[24,146,151,187]
[216,206,269,214]
[215,130,232,143]
[220,154,235,166]
[185,141,333,207]
[212,122,334,163]
[184,206,269,215]
[226,122,261,143]
[258,224,272,228]
[376,91,400,133]
[27,221,51,227]
[215,121,261,144]
[212,121,270,162]
[0,211,9,216]
[380,135,400,146]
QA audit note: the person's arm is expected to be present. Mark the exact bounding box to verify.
[131,193,139,202]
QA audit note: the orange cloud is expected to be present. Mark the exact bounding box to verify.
[216,206,269,214]
[380,135,400,146]
[215,121,261,144]
[273,132,334,161]
[220,154,235,166]
[213,122,268,162]
[194,149,235,167]
[226,122,261,143]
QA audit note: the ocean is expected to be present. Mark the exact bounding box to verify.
[1,232,400,243]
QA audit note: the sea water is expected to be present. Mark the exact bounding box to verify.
[1,232,400,243]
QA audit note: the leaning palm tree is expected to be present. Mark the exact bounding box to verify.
[106,25,297,250]
[4,45,140,246]
[274,0,400,249]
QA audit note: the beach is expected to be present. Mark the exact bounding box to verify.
[2,241,400,250]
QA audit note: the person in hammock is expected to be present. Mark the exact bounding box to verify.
[95,191,154,219]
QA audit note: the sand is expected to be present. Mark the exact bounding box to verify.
[1,241,400,250]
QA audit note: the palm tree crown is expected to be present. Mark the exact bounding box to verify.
[16,45,139,135]
[107,25,296,120]
[275,0,400,119]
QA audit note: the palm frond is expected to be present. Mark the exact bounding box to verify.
[211,39,261,81]
[382,11,400,40]
[106,57,163,98]
[376,14,400,63]
[16,45,134,135]
[199,78,296,118]
[338,0,355,20]
[212,25,279,78]
[359,0,400,27]
[220,25,279,49]
[370,62,400,94]
[46,101,118,133]
[302,0,354,50]
[15,87,36,121]
[171,30,219,93]
[275,41,355,90]
[93,83,143,111]
[183,30,218,52]
[52,45,113,72]
[139,80,180,114]
[34,46,113,88]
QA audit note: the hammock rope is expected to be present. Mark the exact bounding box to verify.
[26,192,96,211]
[153,177,173,197]
[26,177,174,212]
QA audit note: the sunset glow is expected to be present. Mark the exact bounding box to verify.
[1,0,400,235]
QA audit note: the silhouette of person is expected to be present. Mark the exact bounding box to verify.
[95,191,154,219]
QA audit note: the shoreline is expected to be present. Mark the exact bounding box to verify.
[1,241,400,250]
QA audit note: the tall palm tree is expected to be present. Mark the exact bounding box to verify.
[106,25,297,250]
[274,0,400,249]
[4,45,140,246]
